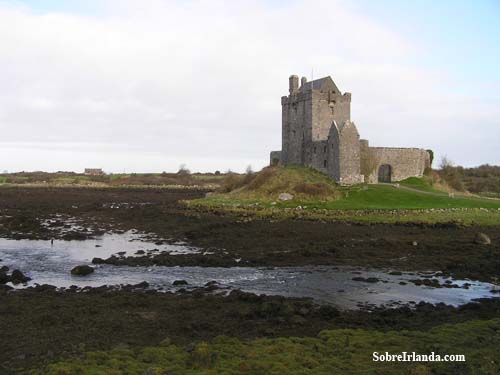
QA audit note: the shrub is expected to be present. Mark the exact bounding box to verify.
[293,182,332,197]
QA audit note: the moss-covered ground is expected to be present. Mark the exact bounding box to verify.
[34,318,500,375]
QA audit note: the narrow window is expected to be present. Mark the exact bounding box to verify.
[323,160,327,168]
[324,146,327,153]
[313,147,316,154]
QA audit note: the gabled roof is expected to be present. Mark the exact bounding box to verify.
[299,76,340,93]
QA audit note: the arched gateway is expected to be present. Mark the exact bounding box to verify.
[378,164,392,183]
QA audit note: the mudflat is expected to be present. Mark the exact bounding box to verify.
[0,187,498,281]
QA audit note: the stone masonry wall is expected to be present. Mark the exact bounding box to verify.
[362,146,430,183]
[311,91,351,142]
[336,122,363,184]
[281,91,312,165]
[270,151,282,165]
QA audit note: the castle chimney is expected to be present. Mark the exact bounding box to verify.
[301,77,307,87]
[289,75,299,95]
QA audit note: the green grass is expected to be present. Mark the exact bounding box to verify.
[398,176,442,193]
[203,185,500,210]
[324,184,500,210]
[33,318,500,375]
[204,170,500,210]
[191,167,500,225]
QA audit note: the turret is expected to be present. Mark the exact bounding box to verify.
[301,76,307,87]
[289,75,299,95]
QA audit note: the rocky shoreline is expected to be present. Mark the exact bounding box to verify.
[1,283,500,372]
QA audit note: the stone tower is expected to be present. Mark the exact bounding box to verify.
[278,75,362,184]
[270,74,430,185]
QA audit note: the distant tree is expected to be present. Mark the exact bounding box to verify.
[438,156,464,191]
[177,164,191,175]
[214,170,221,176]
[439,156,453,170]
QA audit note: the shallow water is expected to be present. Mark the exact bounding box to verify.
[0,233,498,309]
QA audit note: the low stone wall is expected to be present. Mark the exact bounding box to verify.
[363,147,429,183]
[270,151,282,166]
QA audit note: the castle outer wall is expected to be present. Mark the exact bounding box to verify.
[360,140,430,183]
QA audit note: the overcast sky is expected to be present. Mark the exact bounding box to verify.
[0,0,499,173]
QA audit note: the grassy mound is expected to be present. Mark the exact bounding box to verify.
[192,167,500,222]
[221,166,341,201]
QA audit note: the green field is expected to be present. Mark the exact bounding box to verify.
[34,318,500,375]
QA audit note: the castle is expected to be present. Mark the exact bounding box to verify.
[270,75,430,184]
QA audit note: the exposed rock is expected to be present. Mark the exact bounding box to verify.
[135,250,146,255]
[278,193,293,201]
[173,279,188,286]
[70,265,95,276]
[0,271,10,284]
[352,276,379,283]
[389,271,403,276]
[474,232,491,245]
[10,270,31,284]
[132,281,149,289]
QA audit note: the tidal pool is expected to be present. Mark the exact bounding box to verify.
[0,233,498,310]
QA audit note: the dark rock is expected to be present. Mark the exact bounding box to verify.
[474,232,491,245]
[10,269,31,284]
[173,279,188,286]
[352,276,379,283]
[133,281,149,289]
[0,272,10,284]
[318,305,340,318]
[135,250,146,255]
[70,265,95,276]
[388,271,402,276]
[91,257,105,264]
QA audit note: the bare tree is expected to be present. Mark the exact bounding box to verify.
[439,156,454,170]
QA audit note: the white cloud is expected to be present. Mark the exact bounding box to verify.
[0,0,498,172]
